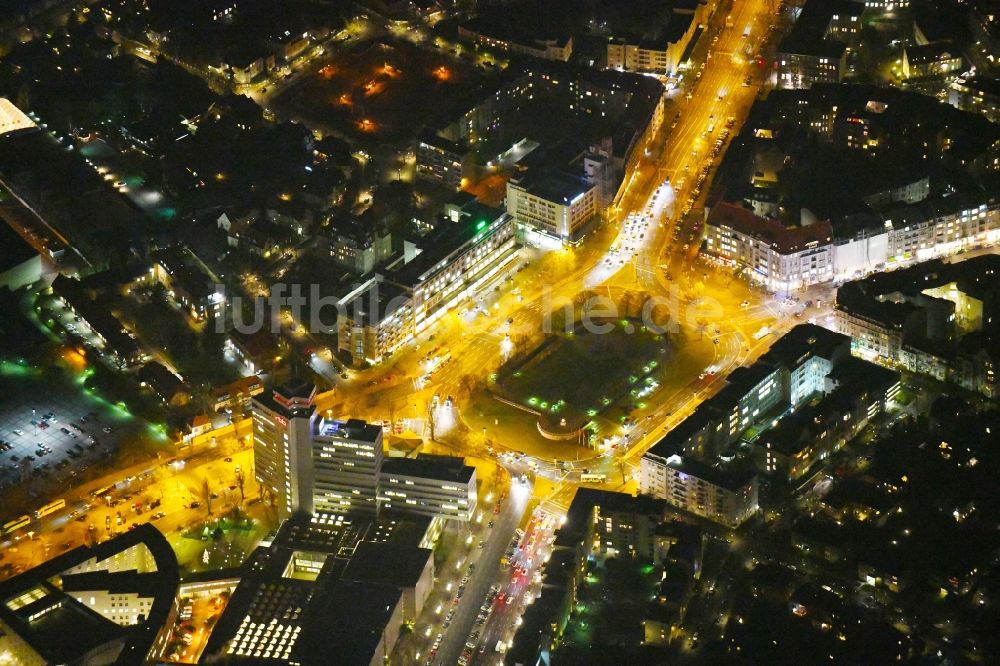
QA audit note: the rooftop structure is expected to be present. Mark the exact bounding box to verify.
[198,513,434,665]
[0,98,36,137]
[379,455,478,521]
[0,524,179,666]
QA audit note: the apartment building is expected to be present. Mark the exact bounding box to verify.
[328,213,393,275]
[150,246,224,321]
[755,358,900,480]
[641,454,758,528]
[706,195,1000,290]
[415,130,466,189]
[641,325,879,518]
[775,0,861,89]
[704,202,835,293]
[338,203,518,365]
[506,171,598,244]
[835,254,1000,398]
[457,23,572,61]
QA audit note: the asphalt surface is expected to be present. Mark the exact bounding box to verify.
[433,478,530,666]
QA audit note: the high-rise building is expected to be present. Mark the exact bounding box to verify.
[312,418,384,516]
[251,381,318,520]
[252,381,386,519]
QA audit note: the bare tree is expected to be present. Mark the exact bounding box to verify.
[197,477,214,515]
[234,467,246,503]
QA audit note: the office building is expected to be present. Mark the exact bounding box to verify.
[0,525,178,666]
[252,381,388,519]
[252,384,479,522]
[328,213,393,276]
[312,417,384,516]
[251,381,320,520]
[199,514,434,666]
[379,455,477,522]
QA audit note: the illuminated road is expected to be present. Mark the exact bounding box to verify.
[380,1,791,662]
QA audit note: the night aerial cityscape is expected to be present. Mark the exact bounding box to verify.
[1,0,1000,664]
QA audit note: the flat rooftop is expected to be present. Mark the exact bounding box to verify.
[381,454,476,484]
[0,222,37,273]
[512,169,592,204]
[317,417,382,443]
[666,455,757,491]
[342,541,432,589]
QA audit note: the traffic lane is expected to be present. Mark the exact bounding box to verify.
[434,479,529,666]
[472,513,558,662]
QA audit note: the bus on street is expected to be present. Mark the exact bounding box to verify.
[33,498,67,520]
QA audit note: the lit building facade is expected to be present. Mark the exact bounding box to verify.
[378,455,477,521]
[706,197,1000,291]
[704,202,834,294]
[506,172,598,244]
[640,454,759,528]
[834,254,1000,398]
[416,130,465,189]
[338,204,518,365]
[312,418,384,516]
[150,247,225,321]
[251,381,319,520]
[0,525,178,666]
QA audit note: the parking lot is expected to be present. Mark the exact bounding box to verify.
[0,377,130,491]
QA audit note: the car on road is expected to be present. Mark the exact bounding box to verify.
[150,511,166,521]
